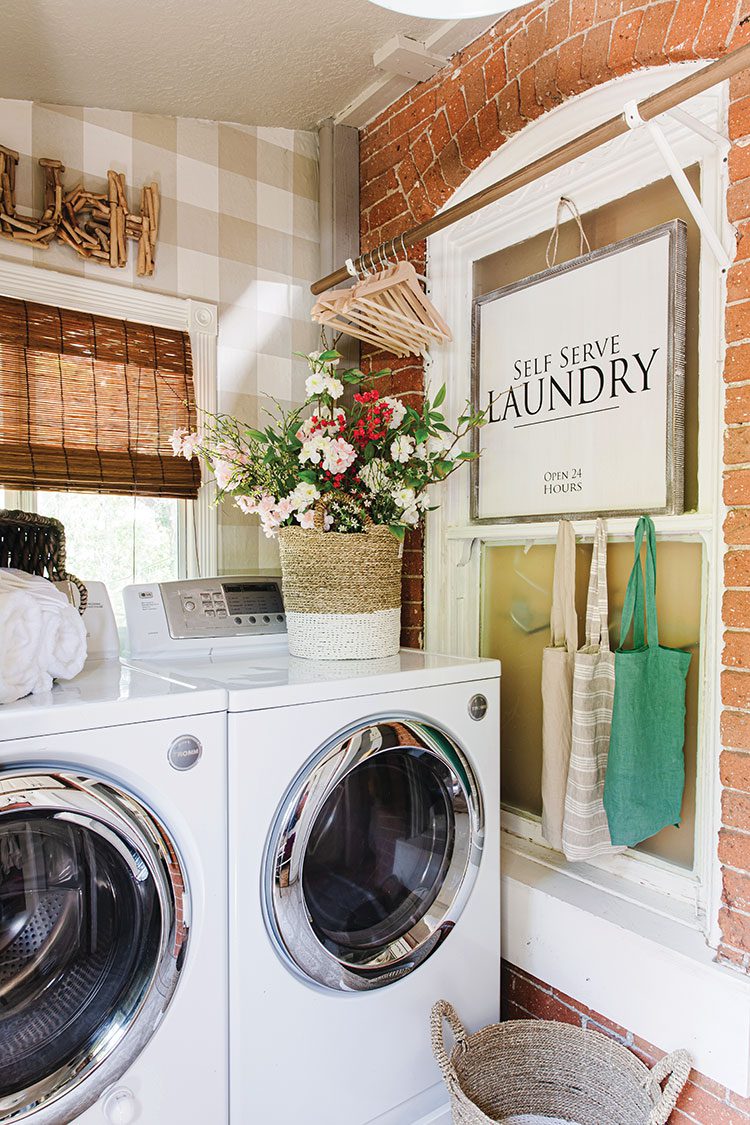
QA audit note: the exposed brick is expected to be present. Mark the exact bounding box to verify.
[729,178,750,225]
[634,1,673,64]
[728,261,750,305]
[722,670,750,708]
[571,0,599,36]
[725,428,750,466]
[497,79,525,136]
[556,34,587,98]
[676,1078,742,1124]
[727,383,750,424]
[727,301,750,344]
[722,707,750,747]
[455,118,484,172]
[724,792,750,833]
[720,905,750,950]
[581,22,614,87]
[724,468,750,504]
[723,631,750,668]
[609,9,645,73]
[546,0,571,47]
[483,48,508,101]
[731,97,750,144]
[534,52,563,112]
[720,748,750,791]
[724,589,750,628]
[666,0,709,55]
[730,143,750,186]
[727,343,750,387]
[695,0,738,57]
[724,864,750,909]
[476,99,501,152]
[719,826,750,870]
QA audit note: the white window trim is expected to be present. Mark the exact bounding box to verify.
[424,64,746,1090]
[0,257,219,578]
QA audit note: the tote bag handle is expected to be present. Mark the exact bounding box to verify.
[619,515,659,651]
[551,520,577,654]
[586,519,609,652]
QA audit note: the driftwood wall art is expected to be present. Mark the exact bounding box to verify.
[0,145,160,276]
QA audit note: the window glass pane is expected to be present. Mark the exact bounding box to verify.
[34,492,180,627]
[481,539,701,869]
[474,167,701,511]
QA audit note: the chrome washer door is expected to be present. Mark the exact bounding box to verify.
[0,770,189,1124]
[265,718,483,992]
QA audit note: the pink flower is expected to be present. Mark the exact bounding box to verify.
[235,496,258,515]
[260,511,281,538]
[296,509,315,529]
[322,438,356,474]
[213,459,236,491]
[257,495,277,515]
[276,498,294,520]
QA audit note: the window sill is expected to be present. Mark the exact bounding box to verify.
[502,837,750,1096]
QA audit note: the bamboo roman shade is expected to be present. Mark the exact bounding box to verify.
[0,295,201,498]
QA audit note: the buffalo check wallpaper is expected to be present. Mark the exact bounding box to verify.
[0,99,320,574]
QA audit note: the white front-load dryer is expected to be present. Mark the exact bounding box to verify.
[228,662,500,1125]
[0,659,228,1125]
[124,577,501,1125]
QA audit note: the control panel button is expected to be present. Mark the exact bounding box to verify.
[249,616,257,624]
[205,609,215,617]
[234,617,242,625]
[184,600,195,612]
[276,615,284,622]
[262,615,270,623]
[217,610,227,617]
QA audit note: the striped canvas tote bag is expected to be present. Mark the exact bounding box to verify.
[562,520,623,860]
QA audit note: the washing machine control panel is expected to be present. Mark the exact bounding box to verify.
[124,576,286,654]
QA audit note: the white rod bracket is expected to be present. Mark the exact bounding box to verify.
[623,99,732,272]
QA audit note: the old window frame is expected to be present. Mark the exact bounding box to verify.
[425,66,728,947]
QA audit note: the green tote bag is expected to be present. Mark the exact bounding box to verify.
[603,515,691,847]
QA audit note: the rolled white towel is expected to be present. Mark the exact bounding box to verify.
[0,569,87,683]
[0,589,53,704]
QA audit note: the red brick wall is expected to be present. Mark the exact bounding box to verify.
[359,1,750,1118]
[503,961,750,1123]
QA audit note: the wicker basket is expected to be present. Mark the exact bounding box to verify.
[0,509,87,614]
[277,498,403,660]
[431,1001,691,1125]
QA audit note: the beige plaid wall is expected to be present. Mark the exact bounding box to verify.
[0,99,320,575]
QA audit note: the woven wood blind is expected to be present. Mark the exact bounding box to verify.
[0,295,201,498]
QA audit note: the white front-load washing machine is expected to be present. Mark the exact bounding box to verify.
[125,576,501,1125]
[0,658,228,1125]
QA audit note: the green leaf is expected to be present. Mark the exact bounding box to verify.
[246,428,267,443]
[318,349,340,361]
[432,384,446,408]
[364,442,376,461]
[389,524,406,541]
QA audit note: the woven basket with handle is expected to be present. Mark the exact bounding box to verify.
[0,509,88,614]
[277,495,403,660]
[431,1001,691,1125]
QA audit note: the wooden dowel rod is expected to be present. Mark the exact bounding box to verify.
[311,41,750,295]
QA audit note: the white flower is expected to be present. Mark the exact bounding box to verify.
[324,513,334,530]
[296,509,315,529]
[289,481,320,510]
[393,486,416,510]
[235,496,258,515]
[359,458,390,494]
[426,434,450,457]
[299,434,331,465]
[390,435,415,464]
[213,459,236,491]
[323,376,344,400]
[383,396,407,430]
[181,432,200,459]
[401,506,420,527]
[415,442,427,460]
[170,427,187,455]
[322,438,357,474]
[305,372,327,397]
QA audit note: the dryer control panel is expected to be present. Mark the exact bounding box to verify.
[124,576,286,655]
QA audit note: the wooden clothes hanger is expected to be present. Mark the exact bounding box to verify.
[311,243,452,358]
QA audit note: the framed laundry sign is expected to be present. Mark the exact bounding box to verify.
[470,220,687,523]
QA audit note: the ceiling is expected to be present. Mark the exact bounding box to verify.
[0,0,485,129]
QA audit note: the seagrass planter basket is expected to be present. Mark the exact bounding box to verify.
[277,501,403,660]
[431,1001,690,1125]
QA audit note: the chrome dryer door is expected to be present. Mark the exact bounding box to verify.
[265,718,483,992]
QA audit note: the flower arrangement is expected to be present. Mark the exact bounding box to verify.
[171,349,485,539]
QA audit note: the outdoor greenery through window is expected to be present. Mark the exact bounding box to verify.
[1,489,181,630]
